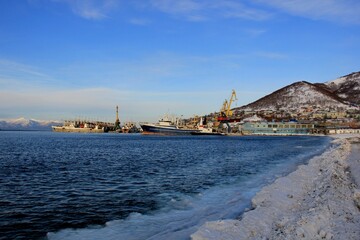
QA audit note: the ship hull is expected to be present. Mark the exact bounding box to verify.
[140,124,199,135]
[190,131,225,136]
[52,126,104,133]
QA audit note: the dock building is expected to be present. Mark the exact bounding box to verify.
[241,122,315,135]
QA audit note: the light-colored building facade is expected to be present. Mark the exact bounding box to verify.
[327,128,360,134]
[242,122,315,135]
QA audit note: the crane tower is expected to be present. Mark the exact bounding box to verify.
[114,105,121,130]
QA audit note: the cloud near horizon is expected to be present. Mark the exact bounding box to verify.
[0,87,242,122]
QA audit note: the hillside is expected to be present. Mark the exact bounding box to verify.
[238,81,350,112]
[235,71,360,112]
[324,71,360,105]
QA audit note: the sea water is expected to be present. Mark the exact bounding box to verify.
[0,131,331,240]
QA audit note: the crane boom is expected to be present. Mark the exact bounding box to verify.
[226,89,237,117]
[218,89,237,121]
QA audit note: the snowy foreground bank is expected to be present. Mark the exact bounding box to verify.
[192,135,360,240]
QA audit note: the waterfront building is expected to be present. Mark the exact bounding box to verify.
[327,128,360,134]
[241,122,315,135]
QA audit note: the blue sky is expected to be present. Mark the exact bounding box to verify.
[0,0,359,122]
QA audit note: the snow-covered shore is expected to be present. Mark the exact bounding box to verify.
[192,135,360,240]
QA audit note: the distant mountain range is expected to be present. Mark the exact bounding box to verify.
[0,118,61,131]
[237,71,360,112]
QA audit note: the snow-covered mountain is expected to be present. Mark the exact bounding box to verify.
[323,71,360,105]
[236,72,359,112]
[0,118,61,131]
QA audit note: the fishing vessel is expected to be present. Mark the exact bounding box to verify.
[52,121,105,133]
[140,115,199,135]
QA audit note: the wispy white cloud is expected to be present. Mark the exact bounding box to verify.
[0,59,55,88]
[0,59,49,78]
[0,52,243,91]
[211,0,271,20]
[43,0,272,22]
[35,0,360,24]
[149,0,271,21]
[148,0,208,21]
[52,0,118,20]
[150,0,202,15]
[257,0,360,24]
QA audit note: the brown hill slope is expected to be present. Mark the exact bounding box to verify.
[237,81,350,112]
[324,71,360,105]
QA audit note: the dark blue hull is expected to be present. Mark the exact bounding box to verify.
[140,124,199,135]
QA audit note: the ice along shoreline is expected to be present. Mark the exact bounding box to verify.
[192,135,360,240]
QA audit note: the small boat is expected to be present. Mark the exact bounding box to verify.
[121,122,140,133]
[191,118,226,136]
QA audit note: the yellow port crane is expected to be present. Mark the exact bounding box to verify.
[218,89,237,121]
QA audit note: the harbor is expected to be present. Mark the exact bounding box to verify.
[52,88,360,136]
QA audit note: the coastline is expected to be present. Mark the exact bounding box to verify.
[192,134,360,240]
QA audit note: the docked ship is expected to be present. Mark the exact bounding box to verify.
[190,126,225,136]
[121,122,140,133]
[190,117,226,136]
[139,115,200,135]
[52,120,105,133]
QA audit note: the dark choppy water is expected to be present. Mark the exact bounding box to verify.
[0,131,331,240]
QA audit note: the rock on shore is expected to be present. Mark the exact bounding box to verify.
[192,136,360,240]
